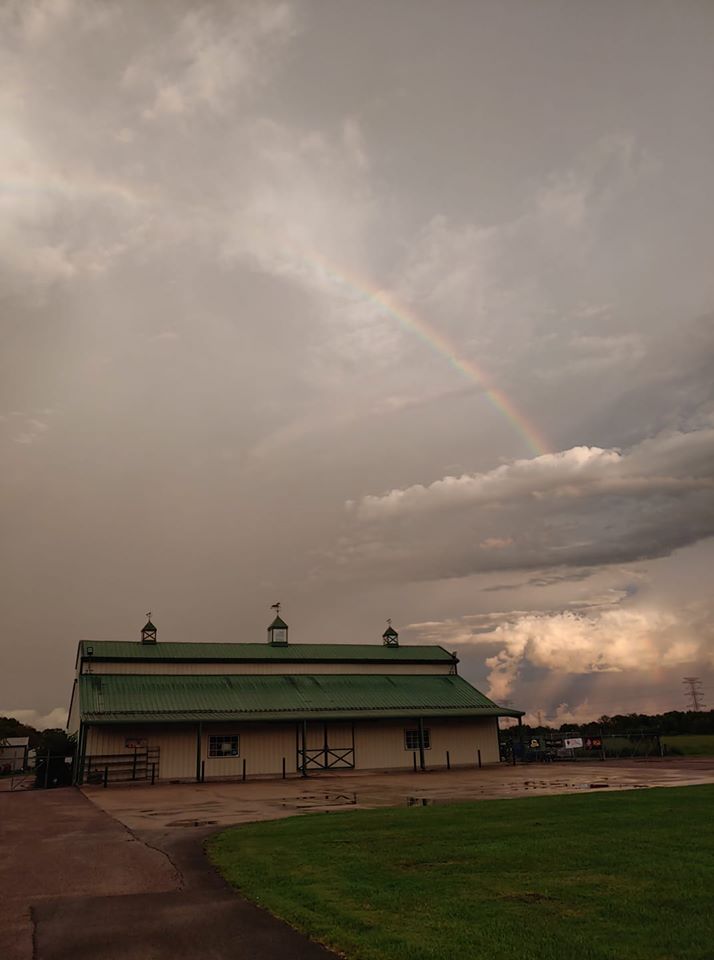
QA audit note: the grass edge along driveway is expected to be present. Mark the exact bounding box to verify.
[208,785,714,960]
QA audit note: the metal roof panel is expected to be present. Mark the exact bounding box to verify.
[78,673,523,721]
[78,640,456,663]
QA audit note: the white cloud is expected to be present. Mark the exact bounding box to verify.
[2,707,68,730]
[340,426,714,580]
[480,537,514,550]
[482,607,689,701]
[409,600,713,707]
[9,416,51,446]
[123,2,296,120]
[354,429,714,521]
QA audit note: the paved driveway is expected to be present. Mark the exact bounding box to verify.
[0,788,334,960]
[0,789,177,960]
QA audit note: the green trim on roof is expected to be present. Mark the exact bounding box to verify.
[78,640,456,664]
[78,673,523,722]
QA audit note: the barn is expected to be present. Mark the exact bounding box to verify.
[67,616,523,784]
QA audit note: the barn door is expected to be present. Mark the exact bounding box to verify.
[298,722,355,771]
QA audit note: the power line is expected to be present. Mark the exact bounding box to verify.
[682,677,706,712]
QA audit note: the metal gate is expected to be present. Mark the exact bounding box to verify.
[299,746,355,770]
[81,747,160,784]
[297,723,355,772]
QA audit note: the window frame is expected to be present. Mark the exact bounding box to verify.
[208,734,240,759]
[404,728,431,751]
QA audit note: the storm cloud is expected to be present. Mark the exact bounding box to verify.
[2,1,714,725]
[346,426,714,579]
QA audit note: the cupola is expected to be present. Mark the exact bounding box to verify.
[382,619,399,647]
[268,603,288,645]
[141,614,157,645]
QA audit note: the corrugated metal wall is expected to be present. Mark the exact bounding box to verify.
[202,722,298,778]
[83,716,500,781]
[85,724,197,780]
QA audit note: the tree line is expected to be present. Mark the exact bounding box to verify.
[520,709,714,737]
[0,715,75,757]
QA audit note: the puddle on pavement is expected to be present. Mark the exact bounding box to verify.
[283,792,358,809]
[166,818,219,827]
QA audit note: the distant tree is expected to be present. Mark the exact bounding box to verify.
[34,728,75,757]
[0,716,39,745]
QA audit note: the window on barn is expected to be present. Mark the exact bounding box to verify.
[208,735,240,758]
[404,728,431,750]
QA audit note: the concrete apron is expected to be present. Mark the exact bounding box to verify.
[84,757,714,833]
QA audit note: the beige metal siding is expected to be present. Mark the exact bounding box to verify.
[82,661,452,676]
[202,723,297,778]
[82,715,500,781]
[352,717,499,771]
[354,720,414,770]
[84,724,197,780]
[84,722,299,780]
[427,717,500,766]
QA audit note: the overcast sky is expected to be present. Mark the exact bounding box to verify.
[2,0,713,730]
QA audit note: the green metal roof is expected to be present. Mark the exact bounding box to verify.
[78,640,456,664]
[78,673,523,722]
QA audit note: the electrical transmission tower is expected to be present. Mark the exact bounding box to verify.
[682,677,705,711]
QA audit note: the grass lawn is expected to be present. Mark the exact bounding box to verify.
[208,785,714,960]
[662,734,714,756]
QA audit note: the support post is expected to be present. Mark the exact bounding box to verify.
[301,720,308,777]
[242,758,246,782]
[132,749,137,781]
[282,756,286,779]
[195,722,202,782]
[446,750,451,770]
[201,760,205,783]
[413,751,417,772]
[151,763,156,785]
[417,717,426,771]
[80,724,89,786]
[517,716,524,765]
[72,722,83,786]
[477,749,482,769]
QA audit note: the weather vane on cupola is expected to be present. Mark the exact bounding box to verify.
[382,618,399,647]
[141,611,157,645]
[268,602,288,645]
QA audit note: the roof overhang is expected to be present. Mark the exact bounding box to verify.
[81,707,524,724]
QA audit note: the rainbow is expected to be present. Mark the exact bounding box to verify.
[303,251,551,457]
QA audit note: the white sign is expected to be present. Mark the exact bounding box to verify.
[564,737,583,749]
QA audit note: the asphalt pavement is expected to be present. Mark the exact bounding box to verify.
[1,788,335,960]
